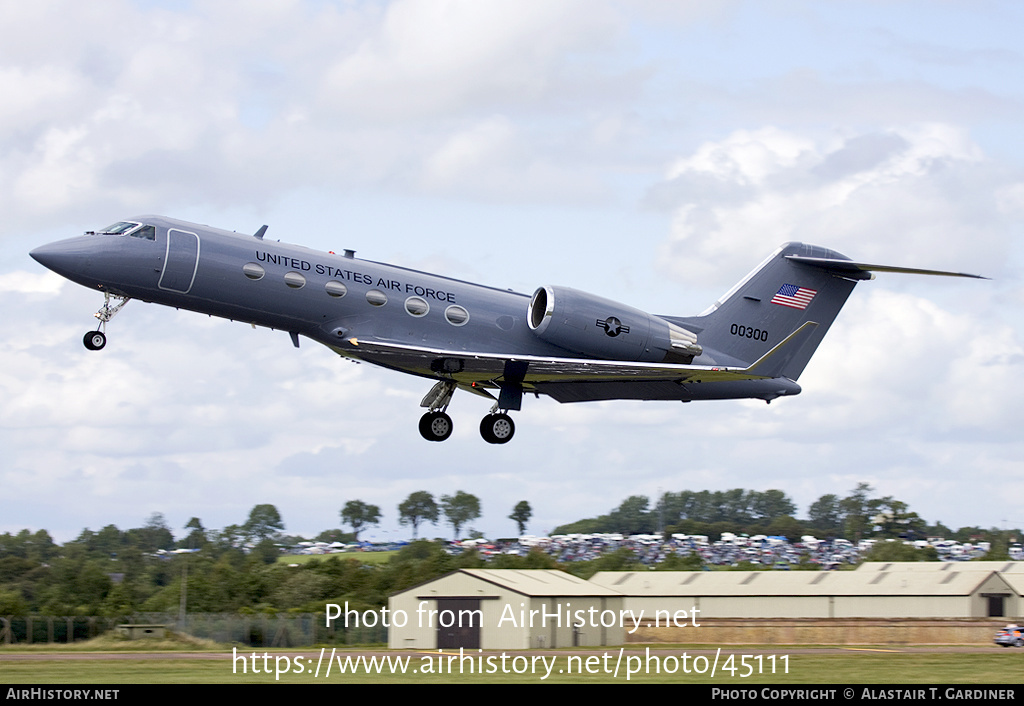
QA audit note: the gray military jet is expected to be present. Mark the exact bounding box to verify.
[30,215,983,444]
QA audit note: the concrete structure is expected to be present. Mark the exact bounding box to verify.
[115,624,167,639]
[631,617,1005,646]
[388,569,624,649]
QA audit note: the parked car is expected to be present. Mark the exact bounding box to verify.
[994,624,1023,648]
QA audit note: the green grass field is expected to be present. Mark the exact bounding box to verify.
[279,551,398,566]
[2,647,1021,684]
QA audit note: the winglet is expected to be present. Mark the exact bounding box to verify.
[745,321,819,378]
[254,225,268,240]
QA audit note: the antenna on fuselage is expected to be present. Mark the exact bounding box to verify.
[253,225,268,240]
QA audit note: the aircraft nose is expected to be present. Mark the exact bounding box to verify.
[31,241,69,273]
[30,238,93,279]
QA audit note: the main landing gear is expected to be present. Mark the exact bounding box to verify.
[82,291,129,351]
[418,380,517,444]
[479,412,515,444]
[419,410,454,442]
[418,380,456,442]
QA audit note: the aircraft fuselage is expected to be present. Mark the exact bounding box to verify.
[33,215,573,362]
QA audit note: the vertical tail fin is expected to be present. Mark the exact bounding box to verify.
[667,242,865,380]
[665,242,983,380]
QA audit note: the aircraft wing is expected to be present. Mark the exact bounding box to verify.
[335,322,819,392]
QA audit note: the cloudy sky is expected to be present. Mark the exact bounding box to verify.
[3,1,1022,543]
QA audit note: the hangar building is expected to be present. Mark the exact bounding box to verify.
[854,560,1023,618]
[588,566,1018,619]
[387,565,1021,649]
[388,568,624,649]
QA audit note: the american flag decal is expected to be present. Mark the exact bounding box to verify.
[771,283,817,310]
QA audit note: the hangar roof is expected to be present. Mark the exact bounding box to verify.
[856,561,1024,573]
[589,570,1012,597]
[389,569,625,600]
[999,574,1024,593]
[461,569,623,597]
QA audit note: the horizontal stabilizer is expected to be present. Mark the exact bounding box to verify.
[787,255,987,279]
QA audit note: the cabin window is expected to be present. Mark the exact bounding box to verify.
[284,271,306,289]
[242,263,265,280]
[445,305,469,326]
[366,289,388,306]
[404,296,429,317]
[325,281,348,298]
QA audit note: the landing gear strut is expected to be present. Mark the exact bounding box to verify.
[83,291,129,351]
[419,380,456,442]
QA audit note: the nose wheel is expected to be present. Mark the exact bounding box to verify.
[83,331,107,350]
[480,412,515,444]
[82,291,129,351]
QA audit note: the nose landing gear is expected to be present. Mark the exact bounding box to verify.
[83,330,107,350]
[82,292,130,351]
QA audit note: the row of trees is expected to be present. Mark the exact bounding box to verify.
[0,497,532,617]
[341,492,532,540]
[1,488,1020,617]
[552,484,1007,546]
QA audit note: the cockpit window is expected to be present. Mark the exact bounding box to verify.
[129,225,155,240]
[98,221,141,235]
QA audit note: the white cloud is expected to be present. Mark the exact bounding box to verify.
[422,116,518,187]
[667,127,816,187]
[656,124,1010,284]
[321,0,619,121]
[796,289,1024,437]
[0,271,64,295]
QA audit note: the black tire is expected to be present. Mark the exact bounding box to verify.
[83,330,106,351]
[419,411,453,442]
[480,413,515,444]
[1016,638,1023,648]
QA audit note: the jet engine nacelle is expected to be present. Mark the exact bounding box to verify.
[527,285,702,363]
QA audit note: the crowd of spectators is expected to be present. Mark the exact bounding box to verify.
[296,532,1018,567]
[458,532,1009,568]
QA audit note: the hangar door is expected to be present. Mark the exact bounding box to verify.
[436,598,481,649]
[985,594,1007,617]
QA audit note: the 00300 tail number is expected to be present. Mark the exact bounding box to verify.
[730,324,769,342]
